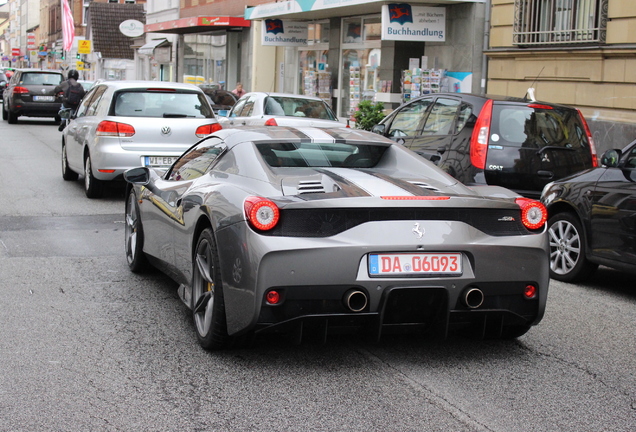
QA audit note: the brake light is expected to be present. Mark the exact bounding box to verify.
[515,198,547,230]
[244,196,280,231]
[381,196,450,200]
[576,109,598,167]
[264,118,278,126]
[195,123,222,137]
[470,99,493,170]
[527,103,553,110]
[14,86,29,94]
[96,120,135,137]
[523,284,538,299]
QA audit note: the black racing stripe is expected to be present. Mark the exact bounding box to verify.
[320,128,349,143]
[282,127,313,141]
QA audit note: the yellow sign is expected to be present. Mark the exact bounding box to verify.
[78,40,92,54]
[77,61,84,70]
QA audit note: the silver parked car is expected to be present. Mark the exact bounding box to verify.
[61,80,221,198]
[123,126,549,350]
[217,92,346,128]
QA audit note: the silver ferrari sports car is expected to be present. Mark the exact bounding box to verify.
[124,126,549,349]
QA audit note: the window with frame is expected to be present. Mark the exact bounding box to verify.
[513,0,607,46]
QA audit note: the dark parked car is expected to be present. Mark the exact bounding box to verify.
[372,93,598,198]
[123,126,550,349]
[198,85,238,114]
[2,68,64,124]
[542,140,636,282]
[0,71,8,101]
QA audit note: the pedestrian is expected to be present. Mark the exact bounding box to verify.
[55,69,86,131]
[232,82,246,98]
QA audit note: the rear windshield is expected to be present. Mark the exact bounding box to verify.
[20,73,62,86]
[264,96,337,121]
[256,142,388,168]
[113,90,213,118]
[492,105,590,149]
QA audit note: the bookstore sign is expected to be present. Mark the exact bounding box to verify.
[381,4,446,42]
[261,20,308,46]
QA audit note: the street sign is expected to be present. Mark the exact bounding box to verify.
[78,40,92,54]
[77,61,84,70]
[11,48,21,56]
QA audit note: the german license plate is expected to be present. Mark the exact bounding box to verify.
[369,253,462,276]
[145,156,178,167]
[33,95,55,102]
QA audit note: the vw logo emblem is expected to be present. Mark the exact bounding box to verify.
[41,89,47,94]
[161,126,171,135]
[412,223,424,239]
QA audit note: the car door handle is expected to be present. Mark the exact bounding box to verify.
[537,170,554,178]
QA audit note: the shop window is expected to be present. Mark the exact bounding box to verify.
[363,18,381,41]
[343,18,362,44]
[513,0,607,45]
[184,34,227,86]
[308,22,330,45]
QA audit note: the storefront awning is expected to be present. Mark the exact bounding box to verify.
[138,38,170,56]
[144,16,251,35]
[245,0,484,21]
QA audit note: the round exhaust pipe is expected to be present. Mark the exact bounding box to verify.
[343,289,368,312]
[463,287,484,309]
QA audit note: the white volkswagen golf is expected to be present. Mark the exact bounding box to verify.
[61,80,222,198]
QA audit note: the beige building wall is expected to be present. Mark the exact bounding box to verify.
[487,0,636,134]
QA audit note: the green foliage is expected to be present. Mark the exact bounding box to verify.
[353,100,385,131]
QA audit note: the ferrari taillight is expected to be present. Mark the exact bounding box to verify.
[577,109,598,167]
[264,118,278,126]
[470,99,493,170]
[14,86,29,94]
[244,196,280,231]
[96,120,135,137]
[515,198,547,230]
[195,123,222,137]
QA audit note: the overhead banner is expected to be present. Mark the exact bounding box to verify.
[382,4,446,42]
[262,20,308,46]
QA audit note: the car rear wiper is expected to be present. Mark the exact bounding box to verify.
[536,146,576,155]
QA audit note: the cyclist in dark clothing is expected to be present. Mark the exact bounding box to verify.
[55,69,85,131]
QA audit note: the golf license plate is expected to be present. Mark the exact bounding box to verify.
[145,156,178,167]
[33,95,55,102]
[369,253,462,276]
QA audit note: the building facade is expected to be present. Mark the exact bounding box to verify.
[488,0,636,152]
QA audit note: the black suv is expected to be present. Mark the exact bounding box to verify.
[2,69,64,124]
[372,93,598,198]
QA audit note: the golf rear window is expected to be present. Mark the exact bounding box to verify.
[492,105,589,149]
[113,90,213,118]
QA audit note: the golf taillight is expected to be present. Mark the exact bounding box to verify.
[524,284,537,299]
[515,198,547,230]
[577,109,598,167]
[244,196,280,231]
[195,123,222,137]
[96,120,135,137]
[265,290,281,305]
[470,99,492,170]
[264,118,278,126]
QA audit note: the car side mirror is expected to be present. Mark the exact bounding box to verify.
[371,124,386,135]
[600,149,622,168]
[58,107,73,120]
[217,109,229,117]
[124,167,151,185]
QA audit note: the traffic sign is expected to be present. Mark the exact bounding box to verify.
[78,40,92,54]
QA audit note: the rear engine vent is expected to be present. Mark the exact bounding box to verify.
[297,180,325,194]
[409,181,442,193]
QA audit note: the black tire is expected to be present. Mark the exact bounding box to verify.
[8,109,17,124]
[124,189,148,273]
[191,228,230,350]
[84,153,104,199]
[547,212,598,282]
[2,101,7,121]
[61,141,79,181]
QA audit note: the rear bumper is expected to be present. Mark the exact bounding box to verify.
[216,220,550,338]
[9,101,62,118]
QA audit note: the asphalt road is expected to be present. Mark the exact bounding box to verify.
[1,116,635,431]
